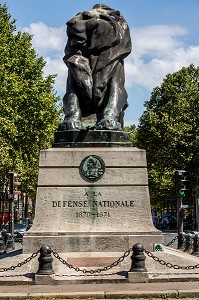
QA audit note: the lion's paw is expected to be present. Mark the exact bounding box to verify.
[58,120,82,131]
[96,119,122,130]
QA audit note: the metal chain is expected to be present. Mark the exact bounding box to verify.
[145,249,199,270]
[18,239,23,245]
[0,250,39,272]
[165,232,197,247]
[52,249,131,274]
[165,235,178,247]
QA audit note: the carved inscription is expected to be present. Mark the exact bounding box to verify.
[76,211,110,218]
[52,189,135,218]
[52,200,134,208]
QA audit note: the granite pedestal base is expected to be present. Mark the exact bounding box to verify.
[23,147,163,253]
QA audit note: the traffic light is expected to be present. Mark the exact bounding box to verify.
[175,170,190,197]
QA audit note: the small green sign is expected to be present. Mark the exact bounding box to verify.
[153,244,164,252]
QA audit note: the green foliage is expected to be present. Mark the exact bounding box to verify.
[123,124,137,145]
[134,64,199,207]
[0,4,59,198]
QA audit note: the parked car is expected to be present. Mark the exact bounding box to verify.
[1,218,32,242]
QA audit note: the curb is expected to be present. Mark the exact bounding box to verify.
[105,290,179,299]
[1,290,199,299]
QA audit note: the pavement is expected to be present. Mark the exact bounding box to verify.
[1,282,199,299]
[0,233,199,299]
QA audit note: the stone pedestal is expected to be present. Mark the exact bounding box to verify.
[128,271,149,283]
[23,144,163,253]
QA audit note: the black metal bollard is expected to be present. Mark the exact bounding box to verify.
[4,233,14,252]
[37,245,54,275]
[192,233,199,255]
[0,236,5,254]
[184,233,193,253]
[177,232,186,250]
[129,243,147,272]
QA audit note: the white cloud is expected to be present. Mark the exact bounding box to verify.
[125,25,199,90]
[22,22,67,95]
[22,22,199,97]
[132,25,187,56]
[43,56,67,95]
[22,22,66,55]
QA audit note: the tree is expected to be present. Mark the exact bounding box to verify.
[134,64,199,209]
[0,4,59,202]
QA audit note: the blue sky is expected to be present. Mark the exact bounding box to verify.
[2,0,199,126]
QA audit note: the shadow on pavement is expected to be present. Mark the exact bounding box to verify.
[0,248,22,259]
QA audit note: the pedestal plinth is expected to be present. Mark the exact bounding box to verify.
[23,140,163,253]
[53,129,132,147]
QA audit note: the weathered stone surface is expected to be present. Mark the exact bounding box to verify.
[25,186,154,233]
[128,271,149,283]
[23,147,163,253]
[23,234,162,253]
[38,168,148,186]
[39,147,147,167]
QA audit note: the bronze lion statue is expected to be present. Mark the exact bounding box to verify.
[59,4,132,131]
